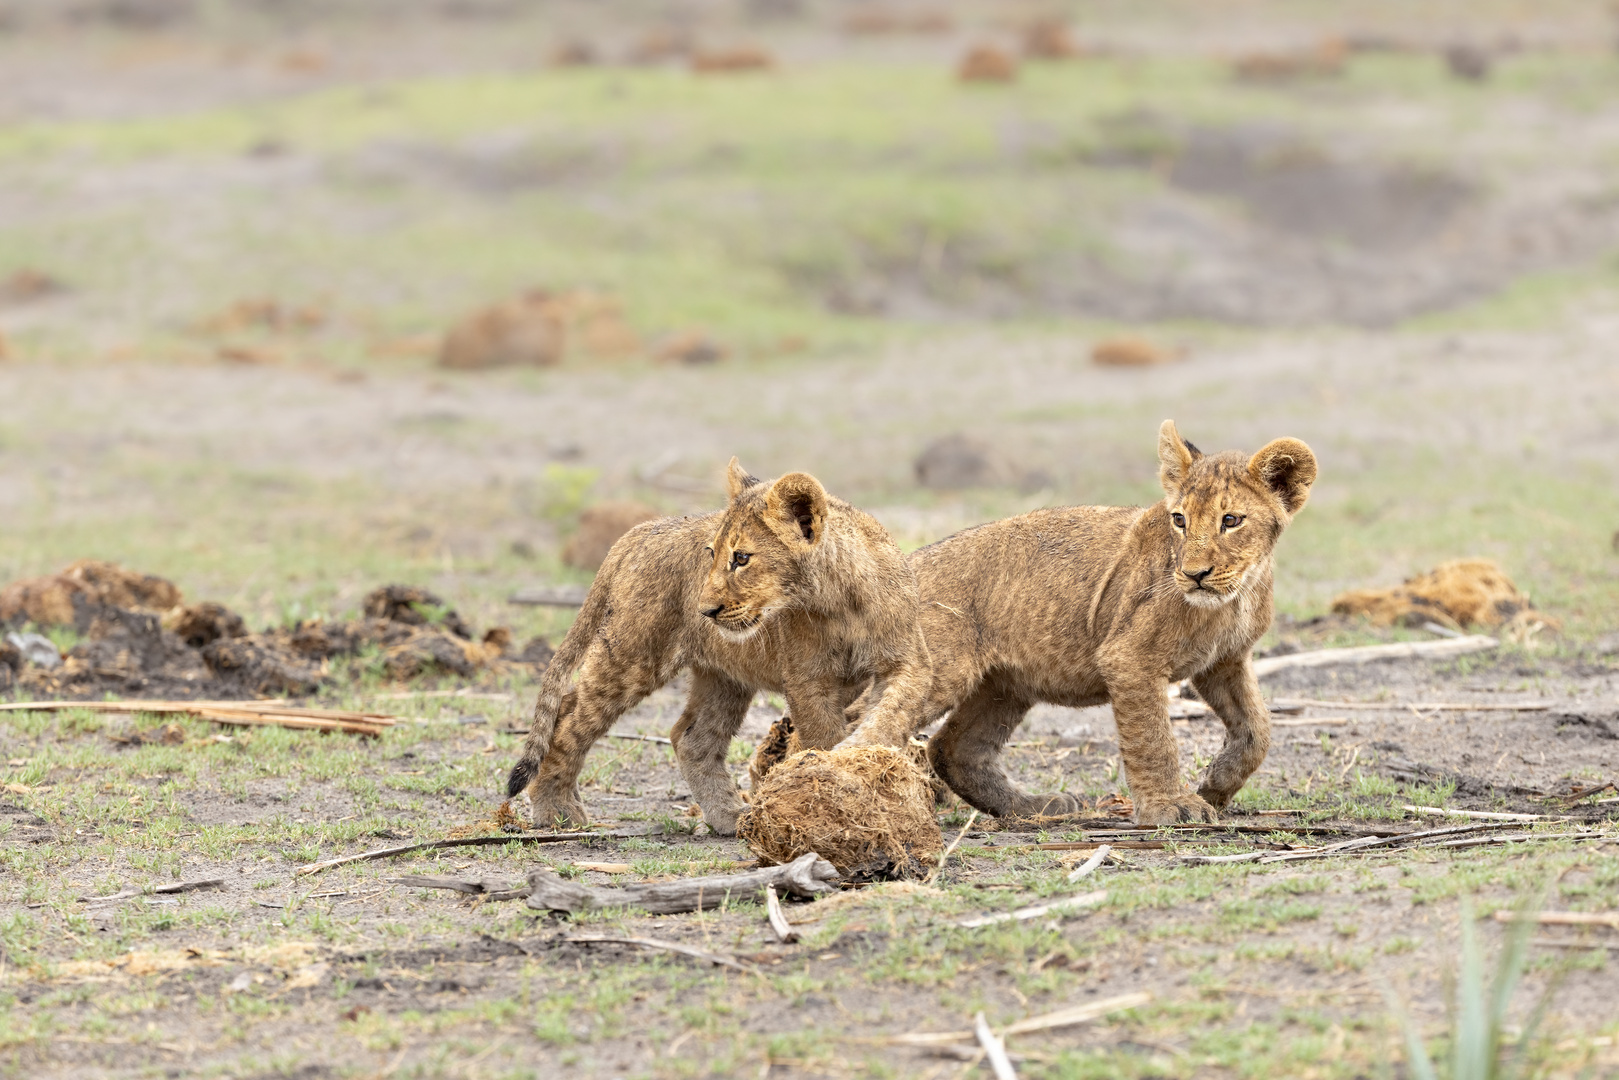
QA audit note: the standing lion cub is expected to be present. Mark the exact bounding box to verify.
[506,459,931,835]
[866,421,1316,827]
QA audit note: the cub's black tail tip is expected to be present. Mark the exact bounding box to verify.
[506,759,537,799]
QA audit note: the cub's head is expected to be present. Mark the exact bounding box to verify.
[698,458,829,642]
[1156,419,1317,610]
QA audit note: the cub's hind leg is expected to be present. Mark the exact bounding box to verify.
[927,672,1081,820]
[669,670,755,836]
[526,648,660,829]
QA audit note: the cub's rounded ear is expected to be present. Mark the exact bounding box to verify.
[725,456,763,501]
[1248,437,1317,517]
[1157,419,1202,494]
[765,472,828,545]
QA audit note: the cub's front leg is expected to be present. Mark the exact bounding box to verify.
[1189,653,1271,810]
[1105,671,1216,826]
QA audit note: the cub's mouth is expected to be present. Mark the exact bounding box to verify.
[708,608,767,641]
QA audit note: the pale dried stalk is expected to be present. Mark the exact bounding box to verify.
[765,884,798,943]
[958,889,1106,929]
[975,1012,1019,1080]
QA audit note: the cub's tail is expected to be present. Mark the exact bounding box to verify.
[505,575,610,798]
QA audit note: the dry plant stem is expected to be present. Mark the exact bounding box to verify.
[390,876,530,902]
[1250,635,1498,678]
[1065,844,1111,883]
[1404,805,1547,821]
[606,733,673,745]
[1531,937,1619,951]
[886,992,1153,1045]
[975,1012,1019,1080]
[1272,697,1551,712]
[958,889,1106,929]
[1424,831,1597,851]
[765,884,798,943]
[526,851,839,915]
[292,829,659,877]
[926,809,979,886]
[1494,910,1619,930]
[564,935,754,973]
[0,699,395,735]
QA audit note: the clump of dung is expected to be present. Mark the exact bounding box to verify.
[738,745,942,880]
[1331,558,1559,640]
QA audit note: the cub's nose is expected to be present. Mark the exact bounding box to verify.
[1185,567,1213,584]
[701,605,724,619]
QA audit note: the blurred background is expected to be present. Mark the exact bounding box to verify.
[1,0,1616,650]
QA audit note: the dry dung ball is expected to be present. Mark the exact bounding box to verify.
[1022,19,1081,59]
[1091,335,1178,367]
[1330,558,1558,633]
[562,501,660,570]
[738,745,942,879]
[438,292,565,370]
[0,559,183,630]
[958,45,1017,82]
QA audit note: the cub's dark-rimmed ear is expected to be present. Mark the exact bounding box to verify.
[725,457,763,501]
[1248,437,1317,518]
[765,472,828,545]
[1157,419,1202,495]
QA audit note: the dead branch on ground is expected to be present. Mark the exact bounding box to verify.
[526,851,839,915]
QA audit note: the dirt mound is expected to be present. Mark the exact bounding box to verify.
[1331,559,1559,636]
[439,291,565,370]
[914,433,1046,492]
[1,563,549,699]
[737,745,942,879]
[1022,20,1082,60]
[0,559,183,630]
[1231,39,1346,82]
[561,502,661,571]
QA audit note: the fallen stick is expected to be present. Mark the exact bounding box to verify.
[1493,910,1619,930]
[975,1012,1019,1080]
[79,878,226,903]
[926,809,979,886]
[958,889,1106,929]
[1251,636,1498,679]
[1270,717,1351,727]
[765,884,798,944]
[1066,845,1111,883]
[1421,832,1597,851]
[886,991,1153,1045]
[564,934,754,972]
[370,690,514,702]
[526,851,840,915]
[1531,937,1619,952]
[606,733,672,745]
[0,700,395,736]
[391,875,532,902]
[293,827,662,877]
[1404,805,1546,822]
[1273,697,1551,713]
[508,585,590,607]
[999,841,1167,852]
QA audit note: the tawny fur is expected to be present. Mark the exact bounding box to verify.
[857,421,1316,827]
[506,459,931,836]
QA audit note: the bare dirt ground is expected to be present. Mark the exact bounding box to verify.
[1,3,1618,1078]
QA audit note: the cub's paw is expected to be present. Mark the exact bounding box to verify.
[1001,791,1083,820]
[1194,781,1239,811]
[1134,792,1217,827]
[700,802,741,837]
[531,794,589,831]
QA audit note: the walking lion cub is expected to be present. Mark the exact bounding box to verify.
[506,459,931,835]
[891,421,1317,826]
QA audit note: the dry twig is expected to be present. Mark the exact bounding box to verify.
[1493,910,1619,930]
[885,991,1152,1045]
[293,828,661,877]
[80,878,225,903]
[958,889,1106,929]
[527,851,840,915]
[765,884,799,944]
[926,809,979,886]
[1065,845,1111,883]
[1273,697,1550,713]
[975,1012,1019,1080]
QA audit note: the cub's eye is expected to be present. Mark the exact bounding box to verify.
[1221,514,1245,531]
[1170,513,1186,529]
[730,552,751,570]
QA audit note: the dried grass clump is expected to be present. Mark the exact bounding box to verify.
[561,502,661,571]
[1331,559,1559,639]
[738,745,942,879]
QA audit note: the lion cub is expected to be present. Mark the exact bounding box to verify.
[506,460,931,835]
[898,421,1316,826]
